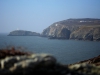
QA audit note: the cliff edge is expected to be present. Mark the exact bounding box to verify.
[41,18,100,41]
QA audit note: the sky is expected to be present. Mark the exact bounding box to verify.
[0,0,100,33]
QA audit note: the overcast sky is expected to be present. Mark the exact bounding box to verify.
[0,0,100,33]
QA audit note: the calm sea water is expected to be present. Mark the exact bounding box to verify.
[0,34,100,64]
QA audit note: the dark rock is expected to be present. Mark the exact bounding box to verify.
[57,27,70,39]
[71,55,100,66]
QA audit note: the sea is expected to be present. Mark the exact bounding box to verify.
[0,33,100,64]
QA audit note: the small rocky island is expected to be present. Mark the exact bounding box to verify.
[8,30,40,36]
[41,18,100,41]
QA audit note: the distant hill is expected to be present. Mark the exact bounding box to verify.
[41,18,100,41]
[8,30,40,36]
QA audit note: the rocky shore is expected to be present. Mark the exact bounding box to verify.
[0,48,100,75]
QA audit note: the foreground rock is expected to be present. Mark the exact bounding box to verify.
[0,48,100,75]
[0,54,100,75]
[8,30,40,36]
[0,47,30,59]
[41,18,100,41]
[73,55,100,66]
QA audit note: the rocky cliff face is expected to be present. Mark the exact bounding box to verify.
[41,18,100,41]
[70,26,100,41]
[8,30,40,36]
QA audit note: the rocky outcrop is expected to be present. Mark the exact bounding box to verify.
[0,47,30,59]
[41,18,100,41]
[8,30,40,36]
[0,53,100,75]
[72,55,100,66]
[68,63,100,75]
[0,48,100,75]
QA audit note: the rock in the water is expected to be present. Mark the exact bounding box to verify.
[8,30,40,36]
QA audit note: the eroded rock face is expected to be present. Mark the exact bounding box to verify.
[41,24,75,39]
[93,27,100,41]
[57,27,70,39]
[70,26,100,41]
[41,18,100,41]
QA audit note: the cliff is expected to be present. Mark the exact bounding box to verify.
[41,18,100,41]
[8,30,40,36]
[70,26,100,41]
